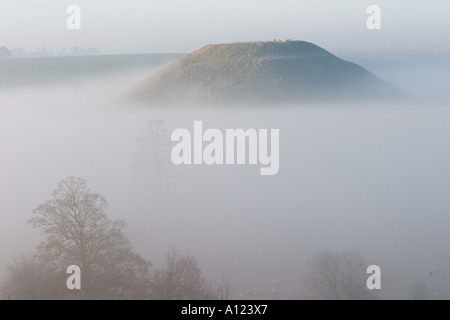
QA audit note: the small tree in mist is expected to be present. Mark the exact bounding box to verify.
[27,176,151,299]
[408,281,431,300]
[150,248,216,300]
[304,250,374,300]
[212,276,233,300]
[135,119,171,187]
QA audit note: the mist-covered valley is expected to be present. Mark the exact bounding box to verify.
[0,52,449,299]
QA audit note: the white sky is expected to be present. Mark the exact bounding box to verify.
[0,0,449,53]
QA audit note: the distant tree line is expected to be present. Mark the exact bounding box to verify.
[0,46,12,59]
[0,46,100,59]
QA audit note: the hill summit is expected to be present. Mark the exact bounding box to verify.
[124,41,403,105]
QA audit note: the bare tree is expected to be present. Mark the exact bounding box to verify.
[213,276,233,300]
[150,248,214,300]
[305,250,374,300]
[135,119,171,187]
[28,176,151,299]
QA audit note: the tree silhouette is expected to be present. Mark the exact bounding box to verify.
[409,281,431,300]
[149,248,215,300]
[213,275,233,300]
[304,250,375,300]
[28,176,151,299]
[1,256,69,300]
[135,119,171,188]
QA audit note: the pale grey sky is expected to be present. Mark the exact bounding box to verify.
[0,0,449,53]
